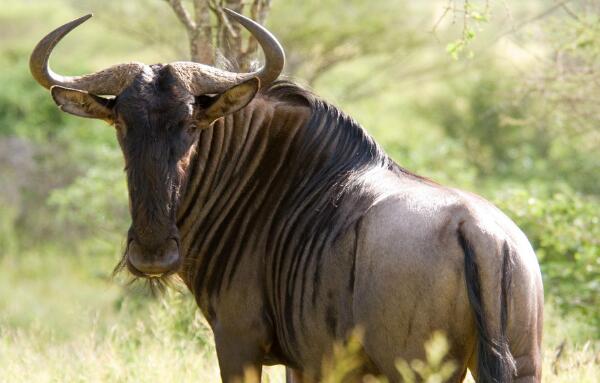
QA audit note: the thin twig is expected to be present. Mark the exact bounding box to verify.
[193,0,212,38]
[431,0,454,35]
[561,3,588,25]
[165,0,197,31]
[215,4,239,38]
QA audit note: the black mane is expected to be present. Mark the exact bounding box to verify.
[260,79,429,183]
[261,79,389,172]
[237,81,394,311]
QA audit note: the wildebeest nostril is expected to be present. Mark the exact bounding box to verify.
[127,238,181,277]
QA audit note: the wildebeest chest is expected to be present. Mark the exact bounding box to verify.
[172,95,386,368]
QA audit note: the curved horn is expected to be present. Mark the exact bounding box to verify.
[30,14,146,95]
[224,8,285,85]
[169,8,285,95]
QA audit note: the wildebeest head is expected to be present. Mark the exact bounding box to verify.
[30,11,284,278]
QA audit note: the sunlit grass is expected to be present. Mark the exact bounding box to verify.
[0,294,285,383]
[0,250,597,382]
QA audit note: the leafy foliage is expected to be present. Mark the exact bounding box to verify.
[395,332,457,383]
[494,186,600,328]
[47,149,128,242]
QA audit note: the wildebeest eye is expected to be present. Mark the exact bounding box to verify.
[195,94,218,109]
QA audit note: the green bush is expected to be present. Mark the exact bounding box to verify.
[494,185,600,329]
[47,150,128,243]
[0,52,125,248]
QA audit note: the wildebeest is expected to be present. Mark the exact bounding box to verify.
[30,10,543,383]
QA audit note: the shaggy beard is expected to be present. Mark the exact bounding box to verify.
[112,253,184,296]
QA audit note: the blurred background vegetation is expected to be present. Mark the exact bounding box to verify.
[0,0,598,381]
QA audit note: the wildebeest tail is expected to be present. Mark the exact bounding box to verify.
[458,228,516,383]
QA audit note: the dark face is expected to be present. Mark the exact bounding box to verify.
[114,68,199,277]
[32,10,281,280]
[49,66,260,278]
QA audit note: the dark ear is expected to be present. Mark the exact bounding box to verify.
[51,86,114,121]
[198,77,260,126]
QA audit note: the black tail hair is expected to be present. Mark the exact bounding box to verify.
[459,229,516,383]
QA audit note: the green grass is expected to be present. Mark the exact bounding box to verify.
[0,249,597,382]
[0,248,286,382]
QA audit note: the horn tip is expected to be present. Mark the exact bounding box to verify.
[222,8,241,19]
[70,14,93,26]
[65,14,93,29]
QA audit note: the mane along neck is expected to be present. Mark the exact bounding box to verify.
[176,81,390,299]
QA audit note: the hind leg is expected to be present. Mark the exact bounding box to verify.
[467,258,544,383]
[508,311,543,382]
[467,307,543,381]
[468,343,541,383]
[508,254,544,382]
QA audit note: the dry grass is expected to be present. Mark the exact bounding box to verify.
[1,300,597,382]
[0,252,597,382]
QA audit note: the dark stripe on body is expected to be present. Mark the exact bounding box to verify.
[176,81,391,364]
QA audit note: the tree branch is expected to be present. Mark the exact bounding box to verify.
[193,0,212,39]
[163,0,271,67]
[165,0,197,32]
[216,5,239,38]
